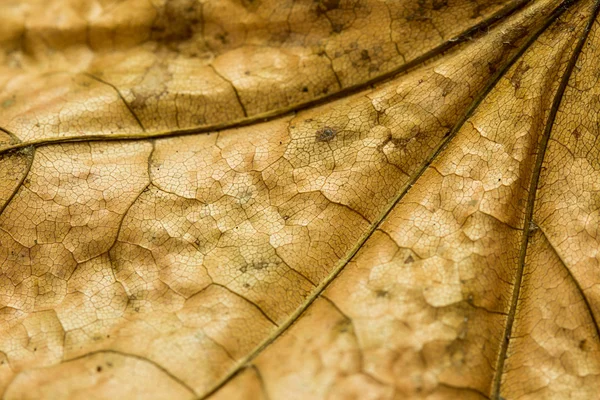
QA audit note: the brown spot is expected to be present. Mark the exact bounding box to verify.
[509,61,531,90]
[1,98,15,108]
[336,319,352,334]
[216,33,229,44]
[316,127,336,142]
[528,221,539,232]
[130,90,151,110]
[316,0,340,14]
[150,0,201,44]
[242,0,261,11]
[375,289,389,298]
[251,261,271,270]
[432,0,448,11]
[404,255,414,264]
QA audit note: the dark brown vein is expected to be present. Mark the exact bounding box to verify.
[211,283,279,327]
[208,65,248,118]
[96,141,154,266]
[197,1,576,397]
[0,126,20,144]
[83,72,147,132]
[249,365,271,400]
[490,0,600,397]
[0,0,530,156]
[0,147,35,216]
[536,226,600,342]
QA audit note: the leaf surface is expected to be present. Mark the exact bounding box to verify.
[1,0,600,399]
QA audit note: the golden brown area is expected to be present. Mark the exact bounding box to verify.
[1,0,600,399]
[0,0,516,141]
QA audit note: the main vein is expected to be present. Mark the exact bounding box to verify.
[198,0,579,397]
[490,0,600,397]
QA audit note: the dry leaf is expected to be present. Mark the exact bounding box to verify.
[1,0,599,399]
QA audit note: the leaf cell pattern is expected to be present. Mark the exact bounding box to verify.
[1,0,600,399]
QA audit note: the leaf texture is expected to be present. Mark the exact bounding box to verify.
[1,0,600,399]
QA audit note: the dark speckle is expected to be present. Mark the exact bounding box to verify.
[375,289,389,298]
[302,86,309,93]
[318,0,340,12]
[97,366,103,372]
[316,126,336,142]
[404,255,414,264]
[360,49,370,61]
[432,0,448,10]
[509,61,531,90]
[241,0,261,11]
[335,319,351,333]
[216,33,228,44]
[251,261,270,270]
[331,23,343,33]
